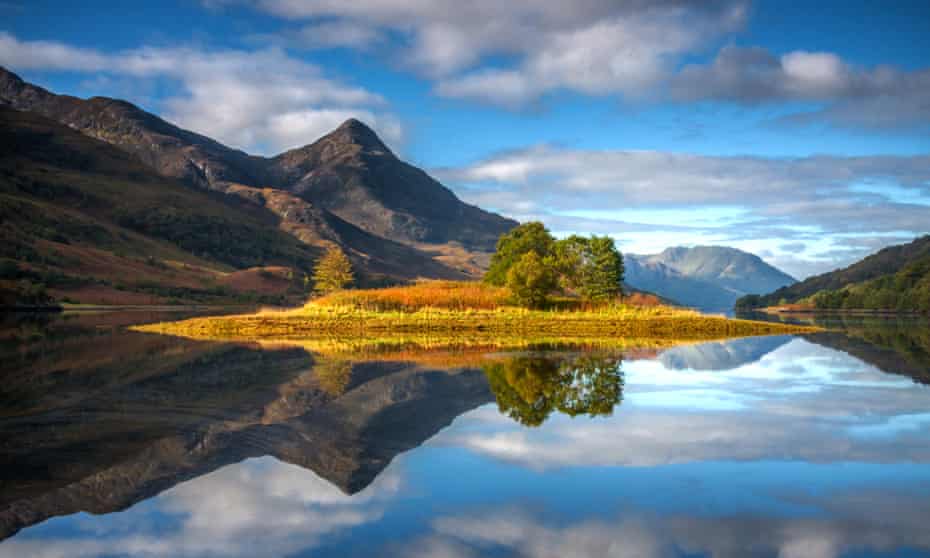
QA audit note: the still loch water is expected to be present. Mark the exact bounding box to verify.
[1,311,929,557]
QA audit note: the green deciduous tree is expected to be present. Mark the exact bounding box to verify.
[486,224,625,308]
[313,247,354,294]
[554,235,624,302]
[507,251,558,309]
[485,222,556,286]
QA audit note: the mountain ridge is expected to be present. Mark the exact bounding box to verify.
[625,246,796,312]
[0,106,464,305]
[0,67,517,257]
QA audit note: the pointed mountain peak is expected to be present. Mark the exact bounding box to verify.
[328,118,392,155]
[337,117,368,131]
[0,66,23,82]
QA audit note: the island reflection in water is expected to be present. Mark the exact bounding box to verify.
[1,311,930,557]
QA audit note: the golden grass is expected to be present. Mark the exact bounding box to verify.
[134,303,819,341]
[312,280,510,311]
[310,280,665,312]
[131,281,820,341]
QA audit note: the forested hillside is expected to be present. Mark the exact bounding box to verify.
[737,236,930,310]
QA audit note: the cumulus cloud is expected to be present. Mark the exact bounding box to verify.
[673,45,930,129]
[236,0,930,128]
[435,145,930,276]
[435,9,723,107]
[0,32,401,154]
[243,1,746,98]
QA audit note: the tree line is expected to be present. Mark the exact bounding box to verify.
[310,221,625,310]
[806,256,930,312]
[483,222,625,308]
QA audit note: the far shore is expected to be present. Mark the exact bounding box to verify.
[759,306,928,316]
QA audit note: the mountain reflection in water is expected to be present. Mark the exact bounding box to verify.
[1,311,930,557]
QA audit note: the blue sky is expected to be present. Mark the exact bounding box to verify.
[2,0,929,278]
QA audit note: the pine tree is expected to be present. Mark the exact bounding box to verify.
[313,247,354,294]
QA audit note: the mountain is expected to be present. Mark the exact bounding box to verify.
[625,246,796,312]
[268,119,513,250]
[0,67,265,190]
[737,236,930,310]
[0,68,517,280]
[0,106,462,305]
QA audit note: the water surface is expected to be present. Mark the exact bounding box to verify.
[1,311,929,557]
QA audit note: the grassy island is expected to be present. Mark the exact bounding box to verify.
[133,280,819,340]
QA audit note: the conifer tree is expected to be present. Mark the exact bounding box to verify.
[313,246,354,294]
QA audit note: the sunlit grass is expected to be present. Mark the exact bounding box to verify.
[311,280,510,311]
[131,280,820,340]
[134,303,818,339]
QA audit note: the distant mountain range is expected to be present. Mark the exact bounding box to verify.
[737,235,930,311]
[0,67,516,304]
[625,246,796,312]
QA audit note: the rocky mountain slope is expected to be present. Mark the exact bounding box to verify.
[0,67,517,290]
[268,119,513,249]
[0,107,461,305]
[625,246,796,312]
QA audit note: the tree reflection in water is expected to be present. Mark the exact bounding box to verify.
[483,353,624,426]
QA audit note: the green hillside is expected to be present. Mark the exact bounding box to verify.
[800,256,930,312]
[737,236,930,310]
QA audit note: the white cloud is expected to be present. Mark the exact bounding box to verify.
[436,8,723,106]
[435,146,930,276]
[0,32,108,70]
[294,20,385,49]
[0,32,401,155]
[246,1,747,99]
[236,0,930,128]
[673,45,930,129]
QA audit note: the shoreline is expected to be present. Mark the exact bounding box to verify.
[133,305,820,340]
[758,306,928,317]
